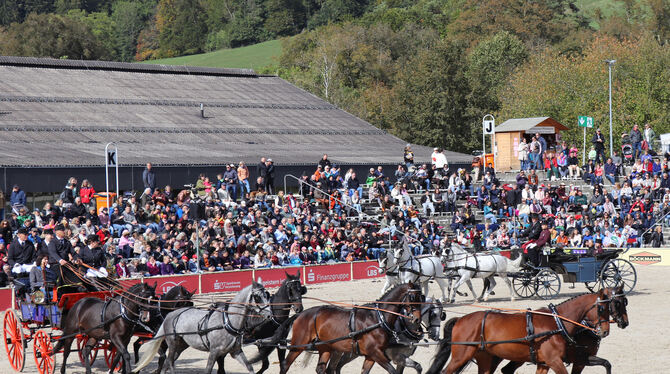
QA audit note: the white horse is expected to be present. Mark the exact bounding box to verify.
[378,249,400,296]
[392,242,449,302]
[442,242,523,303]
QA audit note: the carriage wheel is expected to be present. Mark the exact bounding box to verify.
[512,272,535,298]
[3,308,26,371]
[103,339,122,372]
[33,330,55,374]
[584,281,600,293]
[600,259,637,294]
[535,270,561,300]
[76,335,98,365]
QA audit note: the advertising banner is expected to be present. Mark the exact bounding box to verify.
[150,274,200,295]
[254,267,303,290]
[351,261,384,280]
[619,248,670,266]
[304,263,351,285]
[200,270,254,293]
[0,288,13,310]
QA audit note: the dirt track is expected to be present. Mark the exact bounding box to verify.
[4,264,668,374]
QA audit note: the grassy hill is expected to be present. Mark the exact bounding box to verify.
[142,39,281,70]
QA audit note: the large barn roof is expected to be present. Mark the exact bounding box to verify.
[0,56,470,167]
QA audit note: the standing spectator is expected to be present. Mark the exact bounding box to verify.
[142,163,156,192]
[79,180,96,209]
[0,188,4,220]
[237,161,250,196]
[529,136,541,169]
[258,157,267,189]
[403,144,414,170]
[517,138,528,171]
[10,185,26,214]
[592,128,606,164]
[318,154,332,170]
[265,158,275,194]
[224,164,239,201]
[644,123,655,152]
[60,178,77,209]
[537,134,547,163]
[630,124,643,160]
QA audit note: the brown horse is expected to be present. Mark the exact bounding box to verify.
[277,283,423,374]
[498,285,629,374]
[427,289,615,374]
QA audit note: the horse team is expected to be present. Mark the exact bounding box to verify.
[50,244,630,374]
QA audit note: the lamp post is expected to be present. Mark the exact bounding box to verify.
[605,59,616,158]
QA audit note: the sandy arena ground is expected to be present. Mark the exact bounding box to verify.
[4,265,669,374]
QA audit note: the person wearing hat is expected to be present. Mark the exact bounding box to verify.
[8,227,36,274]
[523,220,551,267]
[75,234,107,277]
[47,224,74,281]
[265,158,275,194]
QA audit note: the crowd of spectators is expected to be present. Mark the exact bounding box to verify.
[0,125,667,288]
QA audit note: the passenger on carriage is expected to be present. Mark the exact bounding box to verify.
[8,227,35,275]
[522,220,551,267]
[74,234,108,278]
[29,254,55,300]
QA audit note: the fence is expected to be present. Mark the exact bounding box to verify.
[0,260,385,311]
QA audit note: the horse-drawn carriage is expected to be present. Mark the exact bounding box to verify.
[511,248,637,299]
[3,286,125,374]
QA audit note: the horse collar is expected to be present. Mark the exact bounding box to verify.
[548,303,576,345]
[223,302,245,337]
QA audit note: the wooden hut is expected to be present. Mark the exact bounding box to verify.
[495,117,569,170]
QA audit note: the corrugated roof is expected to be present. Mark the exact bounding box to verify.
[0,57,471,167]
[496,117,569,133]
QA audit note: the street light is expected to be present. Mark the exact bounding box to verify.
[605,59,616,158]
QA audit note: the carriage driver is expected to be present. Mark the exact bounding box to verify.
[47,224,74,284]
[522,220,551,267]
[75,235,108,278]
[8,227,36,274]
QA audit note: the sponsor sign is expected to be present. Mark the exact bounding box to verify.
[150,274,200,296]
[254,267,302,289]
[304,263,351,285]
[200,270,254,293]
[628,251,662,266]
[619,248,670,266]
[525,126,556,134]
[352,261,384,280]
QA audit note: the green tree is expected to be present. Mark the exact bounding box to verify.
[264,0,306,36]
[66,9,117,59]
[156,0,207,57]
[112,1,152,61]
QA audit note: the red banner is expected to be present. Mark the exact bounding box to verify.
[498,250,511,259]
[254,267,303,290]
[352,261,384,280]
[200,270,254,293]
[304,263,351,285]
[149,274,200,296]
[0,288,13,310]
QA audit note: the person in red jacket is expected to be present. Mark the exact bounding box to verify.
[79,179,96,209]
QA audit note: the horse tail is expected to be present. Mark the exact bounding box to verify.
[427,317,458,374]
[248,313,300,364]
[132,324,165,373]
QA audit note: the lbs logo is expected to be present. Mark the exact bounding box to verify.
[366,266,380,277]
[160,280,185,293]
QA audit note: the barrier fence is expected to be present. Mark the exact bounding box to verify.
[0,260,385,311]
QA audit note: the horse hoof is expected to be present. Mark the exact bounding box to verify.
[490,291,496,296]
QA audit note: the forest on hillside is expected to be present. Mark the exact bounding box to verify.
[1,0,669,152]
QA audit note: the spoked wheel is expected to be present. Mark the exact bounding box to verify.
[33,330,55,374]
[104,339,122,372]
[600,259,637,294]
[512,272,536,298]
[584,281,600,293]
[4,308,26,371]
[76,335,98,365]
[535,270,561,299]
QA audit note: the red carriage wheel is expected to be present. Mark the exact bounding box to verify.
[33,330,55,374]
[3,308,26,371]
[103,339,122,372]
[76,335,98,365]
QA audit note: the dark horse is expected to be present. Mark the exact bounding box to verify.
[498,285,629,374]
[130,285,195,373]
[427,289,615,374]
[52,282,157,374]
[243,271,307,374]
[264,283,423,374]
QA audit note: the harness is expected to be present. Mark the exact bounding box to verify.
[100,296,154,334]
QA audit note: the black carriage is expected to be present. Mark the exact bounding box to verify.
[511,248,637,299]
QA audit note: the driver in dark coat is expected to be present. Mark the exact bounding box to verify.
[47,224,74,284]
[523,221,551,267]
[8,227,35,274]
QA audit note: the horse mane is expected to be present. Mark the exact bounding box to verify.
[163,284,188,300]
[378,283,410,301]
[127,282,146,296]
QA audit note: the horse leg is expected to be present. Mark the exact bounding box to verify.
[500,361,523,374]
[397,354,422,374]
[367,349,397,374]
[280,349,304,374]
[443,346,477,374]
[434,276,448,303]
[82,337,98,374]
[465,279,478,302]
[216,353,227,374]
[204,350,220,374]
[316,351,331,374]
[449,276,465,303]
[360,358,378,374]
[573,355,611,374]
[154,341,169,374]
[255,348,269,374]
[500,273,515,302]
[231,348,256,374]
[474,353,494,374]
[482,277,496,302]
[109,335,132,374]
[134,338,144,364]
[56,337,74,374]
[541,358,569,374]
[165,337,188,374]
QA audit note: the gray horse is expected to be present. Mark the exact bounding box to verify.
[133,280,273,374]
